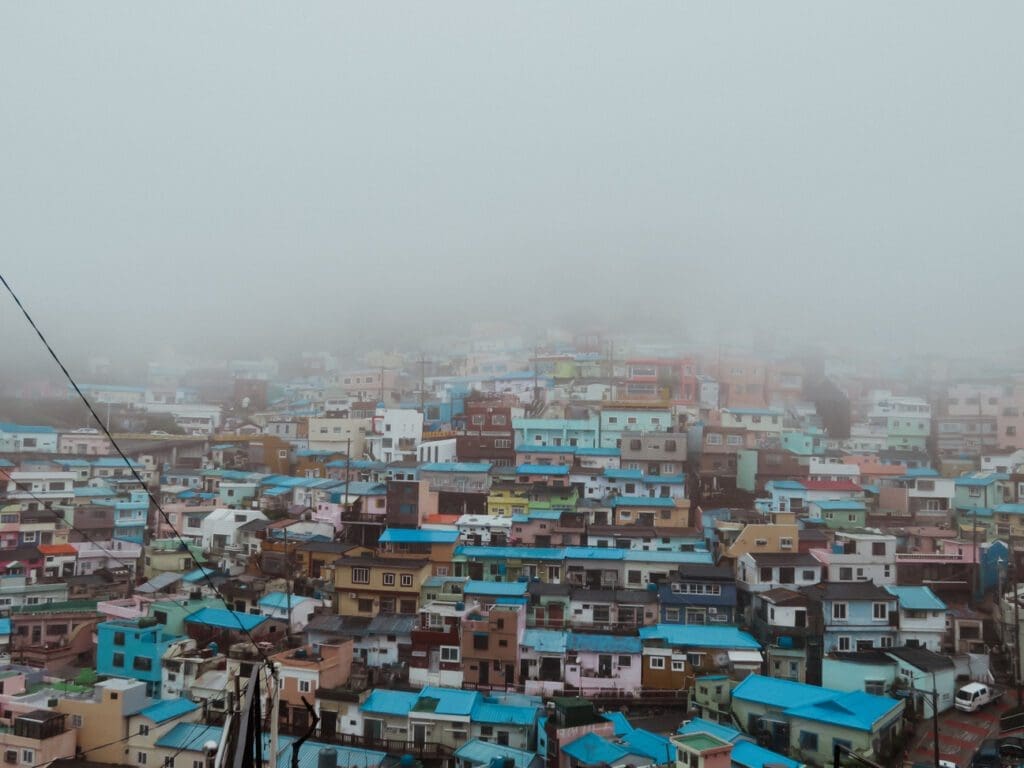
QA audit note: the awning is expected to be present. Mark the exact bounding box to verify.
[727,650,763,664]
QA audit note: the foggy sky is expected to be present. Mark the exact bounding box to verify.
[2,2,1023,370]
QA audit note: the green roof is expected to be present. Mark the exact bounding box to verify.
[674,733,729,752]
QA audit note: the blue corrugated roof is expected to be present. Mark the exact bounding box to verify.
[517,464,570,476]
[813,500,866,511]
[996,503,1024,515]
[642,474,685,484]
[638,624,760,650]
[465,581,528,597]
[561,733,629,765]
[362,689,419,716]
[521,629,568,653]
[619,729,672,763]
[418,685,480,715]
[904,467,940,478]
[140,698,200,723]
[956,472,1008,487]
[184,607,266,631]
[884,585,947,611]
[0,618,11,635]
[93,457,142,467]
[470,702,538,726]
[568,633,641,654]
[784,690,902,731]
[732,675,840,707]
[516,444,575,454]
[730,741,802,768]
[455,546,565,560]
[259,592,308,609]
[74,487,116,497]
[575,446,620,457]
[602,711,634,736]
[182,567,215,583]
[420,462,492,473]
[609,496,678,508]
[604,468,644,480]
[769,480,806,490]
[379,528,459,544]
[455,739,538,768]
[155,723,223,750]
[0,422,55,434]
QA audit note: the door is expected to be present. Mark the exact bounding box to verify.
[363,718,383,740]
[412,723,426,748]
[319,711,337,739]
[794,609,806,628]
[478,661,489,686]
[428,649,440,674]
[548,603,564,627]
[598,655,612,677]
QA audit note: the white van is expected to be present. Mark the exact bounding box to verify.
[954,682,1003,712]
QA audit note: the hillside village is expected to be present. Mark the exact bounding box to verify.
[1,348,1023,768]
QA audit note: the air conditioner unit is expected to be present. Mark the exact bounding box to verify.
[349,593,358,599]
[708,607,718,615]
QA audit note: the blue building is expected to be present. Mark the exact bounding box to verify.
[804,581,898,654]
[96,489,149,544]
[96,619,186,697]
[658,564,738,624]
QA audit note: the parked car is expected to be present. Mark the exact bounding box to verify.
[970,738,1000,768]
[956,683,1005,712]
[1001,736,1024,759]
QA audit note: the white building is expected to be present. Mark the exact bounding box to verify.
[366,407,424,464]
[0,423,58,453]
[199,508,268,554]
[4,471,76,508]
[257,592,322,633]
[417,438,457,464]
[455,514,511,545]
[885,586,948,652]
[808,457,861,482]
[811,531,897,585]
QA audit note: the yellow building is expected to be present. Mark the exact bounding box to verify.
[333,554,432,617]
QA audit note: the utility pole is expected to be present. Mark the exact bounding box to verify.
[418,355,432,414]
[1012,549,1023,706]
[284,526,292,645]
[378,367,385,404]
[931,672,940,768]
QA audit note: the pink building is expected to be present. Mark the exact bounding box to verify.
[58,431,113,456]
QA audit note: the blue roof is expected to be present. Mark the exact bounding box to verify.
[465,581,528,598]
[74,486,116,497]
[732,675,840,707]
[996,503,1024,515]
[55,459,91,468]
[956,472,1008,487]
[813,500,866,511]
[92,457,143,468]
[0,618,9,636]
[0,459,12,468]
[602,711,634,736]
[904,467,940,478]
[155,723,223,750]
[609,496,678,508]
[575,446,620,457]
[784,690,902,732]
[0,422,55,434]
[677,718,742,742]
[517,464,570,476]
[455,546,565,561]
[769,480,806,490]
[455,740,538,768]
[418,685,480,715]
[516,444,575,454]
[362,689,419,716]
[184,607,267,631]
[642,474,685,484]
[420,462,492,473]
[562,733,629,765]
[521,629,568,653]
[730,741,802,768]
[884,585,947,611]
[379,528,459,544]
[725,408,782,416]
[604,468,644,480]
[259,592,308,609]
[568,633,641,654]
[638,625,760,650]
[619,729,672,763]
[182,567,215,583]
[139,698,200,724]
[470,702,538,726]
[622,551,713,564]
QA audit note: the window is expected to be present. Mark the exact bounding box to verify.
[726,435,743,446]
[133,657,152,672]
[139,724,150,736]
[665,440,677,452]
[440,646,460,662]
[799,731,818,751]
[665,608,680,622]
[617,655,632,667]
[113,652,125,667]
[20,752,34,766]
[671,660,685,672]
[837,636,852,651]
[706,434,722,445]
[779,537,793,549]
[969,487,981,497]
[357,599,373,612]
[382,573,395,586]
[113,631,126,646]
[873,603,888,620]
[838,567,853,581]
[871,542,886,556]
[352,567,369,584]
[649,656,665,669]
[137,754,147,765]
[70,715,83,728]
[879,636,894,648]
[400,574,413,587]
[802,569,816,581]
[759,567,772,582]
[299,680,311,693]
[473,634,489,650]
[832,602,848,620]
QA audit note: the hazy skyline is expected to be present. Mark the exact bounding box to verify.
[2,2,1022,369]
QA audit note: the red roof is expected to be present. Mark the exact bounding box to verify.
[37,543,77,556]
[802,479,862,491]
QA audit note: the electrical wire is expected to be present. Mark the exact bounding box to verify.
[0,272,277,678]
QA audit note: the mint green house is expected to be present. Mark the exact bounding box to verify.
[810,499,867,529]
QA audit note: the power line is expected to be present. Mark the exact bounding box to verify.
[0,467,140,574]
[0,272,277,678]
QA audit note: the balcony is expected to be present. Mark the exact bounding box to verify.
[276,725,453,760]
